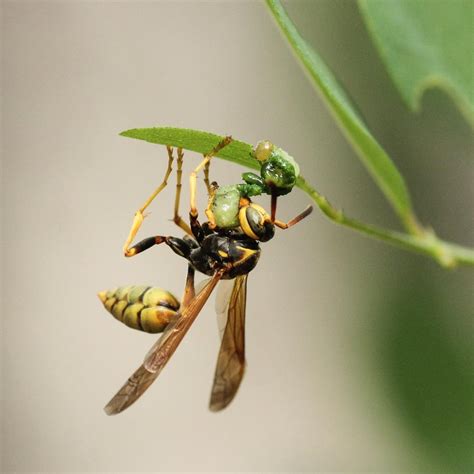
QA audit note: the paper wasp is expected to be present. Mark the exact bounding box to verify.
[99,136,312,414]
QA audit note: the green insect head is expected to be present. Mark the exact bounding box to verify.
[251,140,300,197]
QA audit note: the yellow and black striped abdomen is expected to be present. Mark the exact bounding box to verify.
[98,285,180,333]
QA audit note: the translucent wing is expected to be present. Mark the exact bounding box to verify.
[195,277,212,300]
[209,274,248,412]
[144,271,222,373]
[215,279,235,339]
[142,276,210,365]
[104,270,223,415]
[104,364,161,416]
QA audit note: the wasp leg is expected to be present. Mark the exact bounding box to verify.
[181,265,196,308]
[204,182,219,229]
[270,193,278,222]
[124,236,168,257]
[274,205,314,229]
[123,146,174,256]
[125,233,200,261]
[189,212,206,243]
[189,136,233,219]
[203,160,212,196]
[172,147,193,236]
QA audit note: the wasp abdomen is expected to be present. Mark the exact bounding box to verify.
[98,285,180,333]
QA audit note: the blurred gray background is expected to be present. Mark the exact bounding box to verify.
[2,1,473,472]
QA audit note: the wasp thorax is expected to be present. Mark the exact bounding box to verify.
[253,140,274,162]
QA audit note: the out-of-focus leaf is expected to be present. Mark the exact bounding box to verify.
[375,271,474,470]
[265,0,416,230]
[359,0,474,127]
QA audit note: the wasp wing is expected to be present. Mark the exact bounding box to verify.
[144,270,222,373]
[104,364,160,415]
[215,279,235,339]
[209,274,248,412]
[104,270,222,415]
[141,276,210,365]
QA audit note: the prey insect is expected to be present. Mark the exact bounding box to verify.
[99,136,312,414]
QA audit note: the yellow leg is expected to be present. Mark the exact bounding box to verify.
[189,136,233,218]
[122,146,174,256]
[274,205,314,230]
[173,148,192,236]
[205,183,219,228]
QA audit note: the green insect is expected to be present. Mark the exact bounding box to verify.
[241,139,301,197]
[205,140,305,241]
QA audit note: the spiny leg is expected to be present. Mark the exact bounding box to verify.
[189,136,233,219]
[123,146,174,257]
[172,147,192,236]
[203,160,212,196]
[203,158,219,228]
[274,205,314,230]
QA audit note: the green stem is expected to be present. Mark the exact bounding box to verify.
[298,176,474,268]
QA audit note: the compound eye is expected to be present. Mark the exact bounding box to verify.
[239,204,275,242]
[253,140,274,162]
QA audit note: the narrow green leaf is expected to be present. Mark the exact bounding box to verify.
[359,0,474,127]
[265,0,417,232]
[120,127,258,171]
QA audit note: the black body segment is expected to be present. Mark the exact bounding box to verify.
[166,231,261,280]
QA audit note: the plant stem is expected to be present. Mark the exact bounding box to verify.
[297,176,474,268]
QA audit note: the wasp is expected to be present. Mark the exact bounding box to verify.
[99,137,312,414]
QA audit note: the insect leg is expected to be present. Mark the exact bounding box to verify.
[123,146,174,256]
[181,264,196,308]
[203,160,212,196]
[271,193,277,222]
[124,236,168,257]
[172,147,193,236]
[189,136,233,219]
[273,205,314,230]
[204,182,219,229]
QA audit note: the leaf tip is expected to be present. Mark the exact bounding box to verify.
[119,128,135,138]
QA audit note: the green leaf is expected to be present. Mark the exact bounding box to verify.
[359,0,474,127]
[120,127,258,171]
[265,0,418,233]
